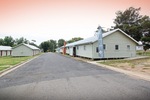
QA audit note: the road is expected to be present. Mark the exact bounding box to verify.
[0,53,150,100]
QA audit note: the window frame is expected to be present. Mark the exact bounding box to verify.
[103,44,106,50]
[127,45,130,50]
[115,45,119,50]
[96,47,99,53]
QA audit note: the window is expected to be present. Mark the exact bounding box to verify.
[115,45,119,50]
[96,47,99,53]
[103,44,106,50]
[96,45,105,53]
[84,45,86,50]
[127,45,130,50]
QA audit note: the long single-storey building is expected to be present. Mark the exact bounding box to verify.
[57,28,139,59]
[0,46,12,56]
[12,43,40,56]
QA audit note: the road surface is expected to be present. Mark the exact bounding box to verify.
[0,53,150,100]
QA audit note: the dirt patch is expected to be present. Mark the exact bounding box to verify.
[100,57,150,76]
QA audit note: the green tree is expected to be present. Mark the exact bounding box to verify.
[49,39,57,52]
[114,7,143,41]
[67,37,83,43]
[40,41,49,52]
[58,39,65,47]
[15,37,29,45]
[40,39,57,52]
[141,16,150,51]
[3,36,15,46]
[0,38,4,45]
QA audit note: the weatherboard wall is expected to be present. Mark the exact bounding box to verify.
[66,47,70,54]
[33,50,40,55]
[76,44,93,58]
[0,50,11,56]
[12,45,33,56]
[57,29,138,59]
[92,31,137,58]
[69,47,73,56]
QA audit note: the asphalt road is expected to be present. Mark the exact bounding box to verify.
[0,53,150,100]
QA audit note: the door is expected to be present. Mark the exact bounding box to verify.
[73,47,76,57]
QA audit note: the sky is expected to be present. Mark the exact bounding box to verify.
[0,0,150,45]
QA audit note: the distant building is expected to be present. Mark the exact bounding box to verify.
[57,28,139,59]
[0,46,12,56]
[136,41,143,51]
[12,43,40,56]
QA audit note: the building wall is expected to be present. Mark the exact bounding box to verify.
[0,50,11,56]
[6,51,11,56]
[136,45,143,51]
[2,51,7,56]
[69,47,73,56]
[92,31,137,58]
[60,48,63,53]
[33,50,40,55]
[12,45,33,56]
[65,47,73,56]
[66,47,70,54]
[76,44,93,58]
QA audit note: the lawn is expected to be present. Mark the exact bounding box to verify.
[0,56,33,71]
[137,50,150,56]
[99,57,150,75]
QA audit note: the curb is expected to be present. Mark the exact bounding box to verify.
[0,55,40,77]
[71,56,150,82]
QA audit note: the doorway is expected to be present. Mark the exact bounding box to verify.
[73,47,76,57]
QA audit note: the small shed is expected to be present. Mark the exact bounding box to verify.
[12,43,40,56]
[0,46,12,56]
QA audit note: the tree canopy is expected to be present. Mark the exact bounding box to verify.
[141,17,150,51]
[40,41,50,52]
[0,38,4,45]
[114,7,150,50]
[15,37,29,45]
[114,7,143,41]
[58,39,65,47]
[3,36,15,47]
[67,37,83,43]
[0,36,39,48]
[40,39,57,52]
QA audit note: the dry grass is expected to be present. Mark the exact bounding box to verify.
[99,57,150,75]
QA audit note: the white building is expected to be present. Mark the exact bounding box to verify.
[0,46,12,56]
[136,41,143,50]
[58,28,139,59]
[12,43,40,56]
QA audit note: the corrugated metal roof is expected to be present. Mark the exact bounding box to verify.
[23,44,40,50]
[0,46,12,50]
[66,36,97,47]
[12,43,40,50]
[65,28,139,47]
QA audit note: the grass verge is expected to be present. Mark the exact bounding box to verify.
[137,50,150,56]
[0,56,33,71]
